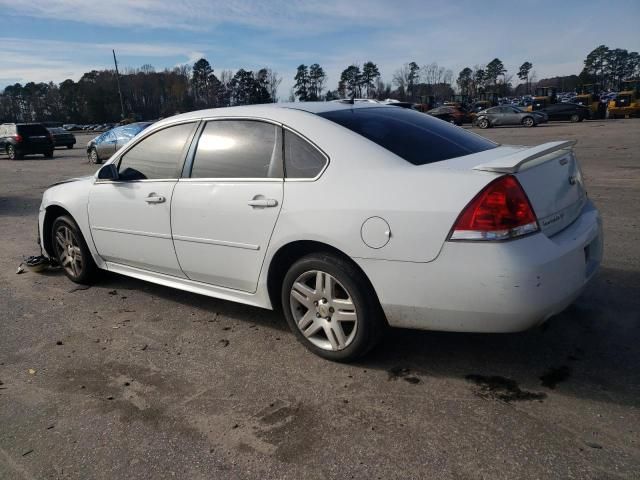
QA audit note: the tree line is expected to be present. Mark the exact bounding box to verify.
[1,44,637,123]
[0,58,282,123]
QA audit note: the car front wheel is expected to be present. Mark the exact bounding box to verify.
[522,116,535,127]
[51,215,98,284]
[89,148,101,164]
[477,118,490,129]
[570,113,580,123]
[281,253,384,362]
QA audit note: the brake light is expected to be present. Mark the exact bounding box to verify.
[13,134,23,143]
[449,175,538,241]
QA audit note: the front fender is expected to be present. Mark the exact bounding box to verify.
[40,178,105,268]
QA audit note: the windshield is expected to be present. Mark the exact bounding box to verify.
[318,107,497,166]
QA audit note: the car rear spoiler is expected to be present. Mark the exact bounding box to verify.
[473,140,577,174]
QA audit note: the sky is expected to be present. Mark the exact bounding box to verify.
[0,0,639,98]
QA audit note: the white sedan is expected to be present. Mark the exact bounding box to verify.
[38,103,603,361]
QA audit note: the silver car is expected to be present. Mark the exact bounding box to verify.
[476,106,548,129]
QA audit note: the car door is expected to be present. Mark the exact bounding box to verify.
[171,119,284,292]
[96,130,117,159]
[500,107,519,125]
[486,107,502,125]
[88,121,198,276]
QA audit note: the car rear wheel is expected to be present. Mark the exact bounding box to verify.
[477,118,490,129]
[89,148,101,164]
[281,252,384,362]
[570,113,580,123]
[67,145,74,149]
[44,150,54,158]
[522,116,535,127]
[7,145,22,160]
[51,215,98,284]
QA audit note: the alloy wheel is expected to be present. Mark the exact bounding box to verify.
[523,117,534,127]
[54,224,83,278]
[89,149,98,164]
[289,270,358,351]
[7,145,16,160]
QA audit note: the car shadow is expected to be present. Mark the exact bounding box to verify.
[47,264,639,407]
[359,265,640,407]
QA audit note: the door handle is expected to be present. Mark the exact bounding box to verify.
[247,198,278,208]
[145,195,166,204]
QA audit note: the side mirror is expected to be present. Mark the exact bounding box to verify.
[97,163,119,181]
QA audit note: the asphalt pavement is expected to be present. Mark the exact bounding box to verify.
[1,121,639,479]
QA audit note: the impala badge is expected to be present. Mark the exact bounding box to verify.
[568,175,577,185]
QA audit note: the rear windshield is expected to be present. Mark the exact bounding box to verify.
[318,107,496,165]
[18,124,49,135]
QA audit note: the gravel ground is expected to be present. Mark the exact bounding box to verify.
[1,120,639,479]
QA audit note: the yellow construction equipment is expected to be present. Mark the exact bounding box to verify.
[608,80,640,118]
[529,87,557,111]
[575,84,604,119]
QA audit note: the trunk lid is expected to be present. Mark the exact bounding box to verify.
[472,141,587,237]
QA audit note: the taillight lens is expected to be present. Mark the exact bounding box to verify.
[14,134,23,143]
[449,175,539,241]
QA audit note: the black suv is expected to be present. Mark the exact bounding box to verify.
[0,123,55,159]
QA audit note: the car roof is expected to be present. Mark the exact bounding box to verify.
[151,101,394,126]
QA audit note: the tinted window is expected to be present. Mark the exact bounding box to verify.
[17,124,48,135]
[319,107,496,165]
[284,130,327,178]
[486,107,500,113]
[191,120,280,179]
[118,122,195,181]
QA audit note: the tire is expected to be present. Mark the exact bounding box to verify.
[44,149,54,158]
[7,145,22,160]
[570,113,580,123]
[522,116,535,127]
[89,148,101,164]
[477,118,490,129]
[51,215,98,284]
[67,145,74,149]
[281,252,385,362]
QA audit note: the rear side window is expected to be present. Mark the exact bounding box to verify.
[190,120,281,179]
[117,122,196,181]
[319,107,496,166]
[17,124,48,135]
[284,130,327,178]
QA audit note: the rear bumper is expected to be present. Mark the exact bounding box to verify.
[16,143,53,154]
[356,200,603,333]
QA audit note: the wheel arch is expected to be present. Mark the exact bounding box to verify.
[42,204,73,257]
[265,240,384,320]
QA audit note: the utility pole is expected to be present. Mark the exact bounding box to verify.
[112,49,125,120]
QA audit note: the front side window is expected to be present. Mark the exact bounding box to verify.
[284,130,327,178]
[190,120,281,179]
[117,122,196,181]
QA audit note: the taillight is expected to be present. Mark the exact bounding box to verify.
[449,175,538,241]
[14,134,23,143]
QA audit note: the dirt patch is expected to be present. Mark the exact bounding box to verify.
[387,366,422,385]
[465,374,546,402]
[540,366,572,389]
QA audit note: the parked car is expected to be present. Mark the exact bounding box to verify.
[427,106,470,125]
[47,127,77,149]
[475,106,548,128]
[0,123,54,159]
[86,122,153,164]
[539,103,592,122]
[38,103,602,361]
